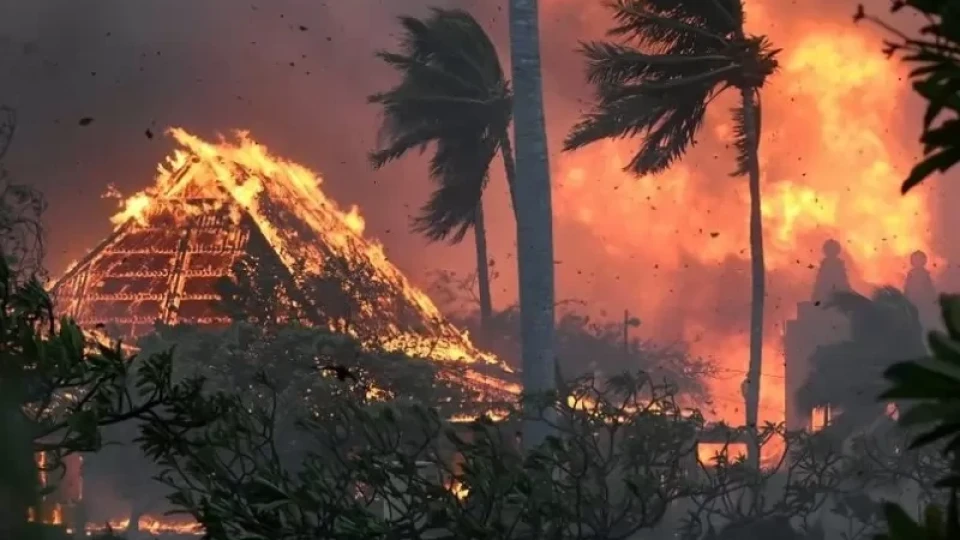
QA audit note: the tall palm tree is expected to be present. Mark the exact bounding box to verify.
[509,0,557,448]
[562,0,779,466]
[369,8,517,335]
[797,287,926,438]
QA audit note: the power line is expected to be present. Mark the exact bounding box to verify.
[708,366,786,380]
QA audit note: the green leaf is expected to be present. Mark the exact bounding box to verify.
[928,331,960,367]
[882,503,924,537]
[940,296,960,341]
[901,147,960,193]
[881,362,960,400]
[909,422,960,450]
[899,403,950,427]
[923,503,944,533]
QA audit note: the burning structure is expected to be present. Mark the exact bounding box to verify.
[44,128,520,535]
[49,128,518,396]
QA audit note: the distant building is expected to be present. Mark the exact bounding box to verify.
[43,131,518,534]
[783,240,938,431]
[783,240,852,431]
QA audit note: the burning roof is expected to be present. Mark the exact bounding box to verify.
[50,128,518,398]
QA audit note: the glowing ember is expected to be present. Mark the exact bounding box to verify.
[697,443,748,466]
[447,479,470,500]
[87,515,202,536]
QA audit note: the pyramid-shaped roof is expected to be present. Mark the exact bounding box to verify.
[51,128,516,399]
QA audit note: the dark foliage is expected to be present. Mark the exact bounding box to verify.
[873,294,960,538]
[369,8,513,242]
[134,370,702,539]
[136,321,487,424]
[679,424,850,540]
[0,255,206,537]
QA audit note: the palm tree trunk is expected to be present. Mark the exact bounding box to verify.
[473,201,493,337]
[741,87,766,470]
[0,398,37,539]
[500,135,519,219]
[508,0,556,449]
[127,506,144,534]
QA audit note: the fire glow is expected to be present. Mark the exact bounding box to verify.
[548,0,935,431]
[100,128,518,399]
[86,515,202,536]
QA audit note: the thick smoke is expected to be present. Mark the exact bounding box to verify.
[0,0,947,422]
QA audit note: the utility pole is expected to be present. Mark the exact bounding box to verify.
[622,309,641,356]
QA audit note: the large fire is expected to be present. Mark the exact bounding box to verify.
[546,0,934,431]
[100,128,519,398]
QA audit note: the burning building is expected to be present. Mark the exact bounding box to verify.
[49,127,518,396]
[45,128,520,535]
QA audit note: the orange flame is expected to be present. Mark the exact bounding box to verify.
[87,515,202,536]
[548,1,935,434]
[106,128,516,398]
[697,442,748,465]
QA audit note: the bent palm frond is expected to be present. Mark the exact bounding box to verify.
[729,90,761,177]
[369,8,511,242]
[566,0,777,178]
[565,82,712,174]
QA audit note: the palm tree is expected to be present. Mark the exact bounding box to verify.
[797,287,926,438]
[562,0,779,466]
[508,0,557,448]
[369,8,518,336]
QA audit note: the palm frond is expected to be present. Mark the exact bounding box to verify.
[412,132,502,243]
[369,8,511,241]
[629,0,744,33]
[729,89,760,177]
[368,121,443,169]
[372,52,483,97]
[564,81,712,175]
[579,41,734,87]
[606,0,744,53]
[396,9,505,91]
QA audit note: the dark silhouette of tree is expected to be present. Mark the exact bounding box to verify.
[0,106,46,283]
[860,5,960,537]
[798,287,926,438]
[563,0,779,467]
[369,8,516,336]
[135,370,700,539]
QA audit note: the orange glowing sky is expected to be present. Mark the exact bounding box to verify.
[539,0,934,424]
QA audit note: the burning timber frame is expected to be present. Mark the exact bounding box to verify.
[52,177,276,335]
[49,133,518,402]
